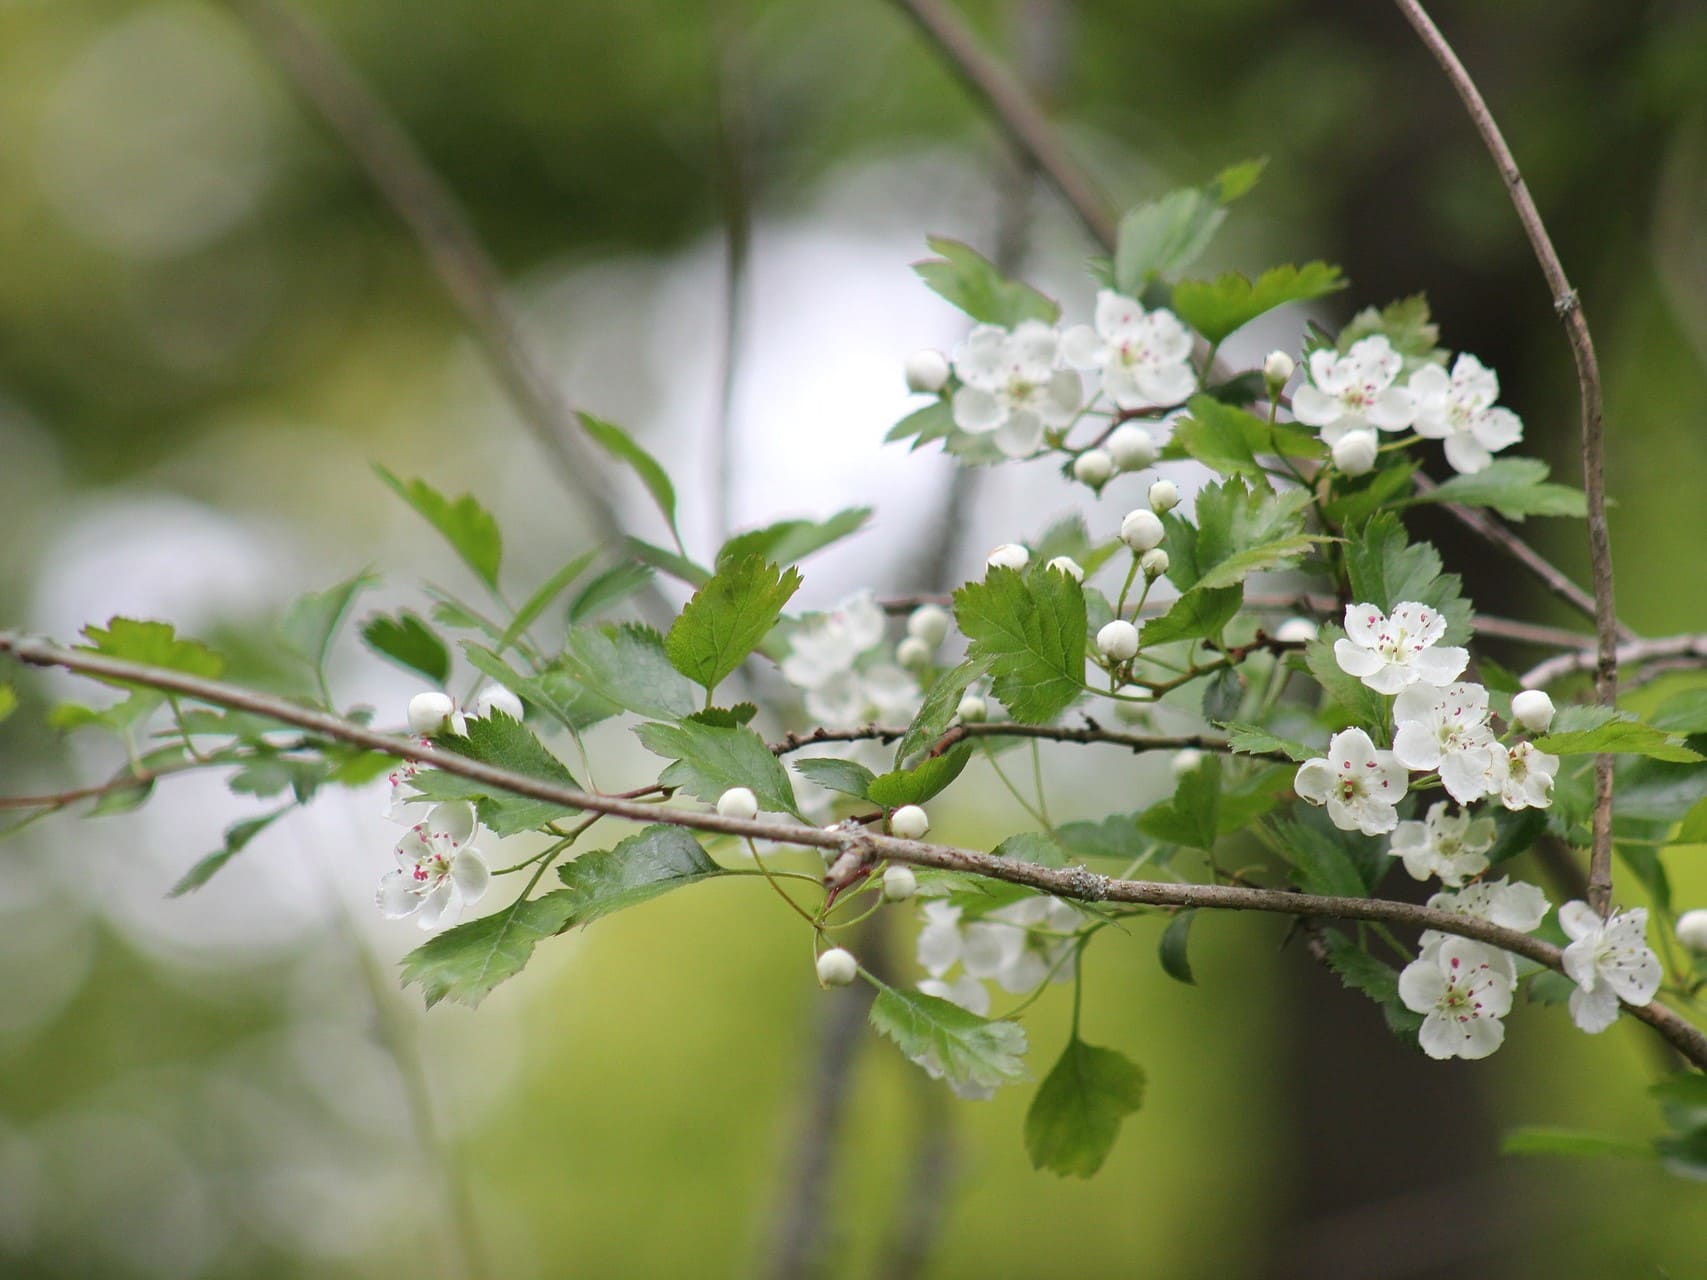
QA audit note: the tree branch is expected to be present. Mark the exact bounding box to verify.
[6,631,1701,1069]
[1519,633,1707,690]
[769,722,1290,763]
[1390,0,1619,918]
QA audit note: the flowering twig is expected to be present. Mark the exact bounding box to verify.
[768,723,1286,762]
[5,631,1702,1069]
[1519,633,1707,690]
[1390,0,1619,918]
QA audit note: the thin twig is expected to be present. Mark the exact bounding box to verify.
[7,632,1702,1069]
[770,722,1287,762]
[1390,1,1618,915]
[1521,633,1707,690]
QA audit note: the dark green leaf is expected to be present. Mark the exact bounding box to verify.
[793,756,876,800]
[1138,756,1221,849]
[560,624,701,721]
[1024,1037,1146,1178]
[1305,627,1393,730]
[895,657,991,765]
[1270,813,1381,897]
[557,824,723,927]
[1536,720,1702,763]
[953,567,1087,724]
[634,720,802,818]
[718,508,873,569]
[577,412,679,543]
[1172,262,1346,345]
[1407,458,1587,521]
[666,556,802,693]
[914,237,1059,327]
[869,985,1029,1095]
[400,890,579,1009]
[1158,911,1196,985]
[868,744,973,809]
[1161,478,1316,594]
[361,611,451,684]
[1342,512,1472,643]
[423,711,581,834]
[1140,586,1243,647]
[404,769,570,837]
[1218,721,1315,762]
[375,467,503,589]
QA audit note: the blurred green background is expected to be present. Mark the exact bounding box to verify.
[1,0,1705,1276]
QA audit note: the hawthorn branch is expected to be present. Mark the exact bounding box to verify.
[769,723,1287,762]
[5,632,1702,1070]
[1519,633,1707,691]
[1390,1,1619,918]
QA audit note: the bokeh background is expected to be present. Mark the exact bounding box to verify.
[1,0,1705,1276]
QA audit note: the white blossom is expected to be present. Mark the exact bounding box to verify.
[951,321,1081,457]
[916,895,1079,997]
[1392,681,1498,803]
[906,604,951,647]
[717,787,759,820]
[1106,423,1158,470]
[957,693,988,722]
[1096,620,1139,662]
[406,691,458,735]
[1559,901,1663,1033]
[1510,689,1555,734]
[1419,877,1550,981]
[1073,448,1115,486]
[1119,509,1165,552]
[1389,801,1496,887]
[1293,728,1409,835]
[470,684,524,721]
[1046,555,1085,582]
[917,973,991,1017]
[781,593,920,730]
[1677,909,1707,955]
[1060,290,1197,411]
[816,947,859,987]
[1334,601,1468,694]
[1408,353,1523,475]
[1398,936,1514,1060]
[1330,428,1379,477]
[986,543,1031,572]
[904,348,950,394]
[1485,740,1558,811]
[376,802,491,931]
[1291,335,1417,444]
[1263,350,1295,385]
[890,805,930,840]
[883,865,919,902]
[896,636,932,668]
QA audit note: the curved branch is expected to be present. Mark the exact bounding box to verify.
[6,631,1701,1069]
[1390,0,1619,918]
[1521,633,1707,690]
[770,722,1289,763]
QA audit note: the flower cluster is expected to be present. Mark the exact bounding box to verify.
[916,894,1081,1022]
[780,591,920,730]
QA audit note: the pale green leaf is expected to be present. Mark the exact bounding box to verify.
[1024,1037,1145,1178]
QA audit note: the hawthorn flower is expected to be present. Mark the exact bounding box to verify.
[1559,901,1663,1033]
[376,802,491,930]
[1096,620,1139,662]
[1485,740,1559,811]
[906,604,951,647]
[916,896,1078,997]
[1408,353,1523,475]
[782,592,885,690]
[918,973,991,1016]
[1045,555,1085,582]
[883,865,918,902]
[407,692,460,735]
[1060,290,1197,411]
[951,321,1081,457]
[986,543,1031,572]
[1148,479,1180,514]
[717,787,759,820]
[1119,508,1165,552]
[890,805,930,839]
[1390,801,1496,887]
[956,693,988,722]
[1392,681,1497,803]
[1294,728,1409,835]
[1139,548,1169,579]
[1334,602,1468,694]
[1291,335,1417,444]
[1275,617,1319,644]
[1398,936,1515,1060]
[1419,877,1550,980]
[1262,350,1295,386]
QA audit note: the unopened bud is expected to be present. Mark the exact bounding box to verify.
[986,543,1031,573]
[1331,429,1379,477]
[1263,350,1295,386]
[1097,619,1140,662]
[956,693,988,722]
[890,804,930,840]
[1677,909,1707,955]
[1511,689,1556,734]
[882,864,918,902]
[407,692,456,735]
[1120,509,1165,553]
[905,349,950,394]
[1046,555,1085,582]
[1275,617,1319,644]
[1072,448,1115,487]
[1140,548,1169,579]
[471,684,524,721]
[816,947,859,986]
[1148,479,1180,514]
[1106,423,1158,471]
[1171,748,1205,779]
[906,604,951,647]
[716,787,759,820]
[896,636,933,668]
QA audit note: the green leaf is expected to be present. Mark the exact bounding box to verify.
[422,711,581,834]
[1536,720,1703,764]
[992,831,1069,867]
[868,744,973,809]
[666,556,802,693]
[282,572,373,675]
[718,508,873,569]
[361,611,451,685]
[1024,1037,1146,1178]
[1137,755,1220,849]
[1337,294,1440,359]
[953,567,1087,724]
[375,467,503,589]
[577,412,680,544]
[895,657,991,765]
[1164,395,1324,472]
[400,889,579,1009]
[634,720,801,818]
[1112,162,1264,295]
[1158,911,1197,985]
[1140,588,1244,650]
[1501,1127,1655,1161]
[627,537,712,588]
[228,755,326,802]
[568,562,656,623]
[169,808,290,897]
[869,985,1029,1096]
[1054,813,1147,862]
[886,400,956,449]
[792,757,876,800]
[1171,262,1346,345]
[1270,813,1382,897]
[404,769,570,836]
[498,549,599,651]
[0,683,15,724]
[1342,512,1472,643]
[461,642,617,734]
[73,618,227,729]
[561,624,701,722]
[557,824,724,927]
[1218,721,1315,762]
[1676,794,1707,845]
[914,237,1059,327]
[1407,458,1587,521]
[1162,478,1315,594]
[1320,457,1421,530]
[1318,929,1401,1003]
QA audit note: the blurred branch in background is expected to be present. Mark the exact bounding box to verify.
[710,7,755,546]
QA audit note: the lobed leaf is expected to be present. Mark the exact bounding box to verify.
[870,985,1029,1096]
[1171,261,1346,345]
[1024,1037,1146,1178]
[867,743,973,810]
[914,237,1059,327]
[953,568,1087,724]
[634,720,802,818]
[361,611,451,685]
[666,556,802,693]
[375,467,503,589]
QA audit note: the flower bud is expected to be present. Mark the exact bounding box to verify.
[1046,555,1085,582]
[1510,689,1556,734]
[407,692,456,735]
[471,684,524,721]
[986,543,1030,573]
[904,348,950,394]
[896,636,933,668]
[1331,429,1379,477]
[1274,617,1319,644]
[1119,509,1165,553]
[716,786,759,820]
[1677,909,1707,955]
[1148,479,1180,514]
[890,804,930,839]
[906,604,951,647]
[1106,423,1158,471]
[1072,448,1115,487]
[1171,748,1205,779]
[816,947,859,987]
[956,693,988,722]
[1139,548,1169,580]
[1097,619,1140,662]
[1263,350,1295,386]
[882,864,918,902]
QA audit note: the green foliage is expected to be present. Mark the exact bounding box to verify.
[568,562,657,623]
[1158,911,1197,985]
[1162,478,1315,593]
[375,467,503,589]
[1024,1037,1146,1178]
[867,744,973,810]
[169,808,291,897]
[1270,811,1387,897]
[361,611,451,684]
[718,508,872,568]
[895,657,991,764]
[1317,928,1421,1034]
[885,399,956,451]
[577,412,680,546]
[437,711,582,831]
[914,236,1059,327]
[1320,457,1420,530]
[1407,458,1587,521]
[1139,756,1221,849]
[666,556,801,694]
[281,572,372,677]
[1218,721,1316,762]
[499,550,599,651]
[66,618,227,731]
[627,537,712,588]
[953,567,1086,724]
[1165,397,1323,471]
[1341,513,1472,644]
[556,825,724,928]
[634,720,801,818]
[561,624,701,722]
[1501,1128,1655,1161]
[0,683,14,723]
[1171,262,1346,345]
[992,831,1069,867]
[792,757,876,799]
[1113,160,1264,294]
[462,643,618,734]
[1139,586,1243,647]
[1054,812,1148,862]
[400,890,580,1009]
[1536,719,1703,763]
[1336,294,1440,359]
[869,985,1029,1096]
